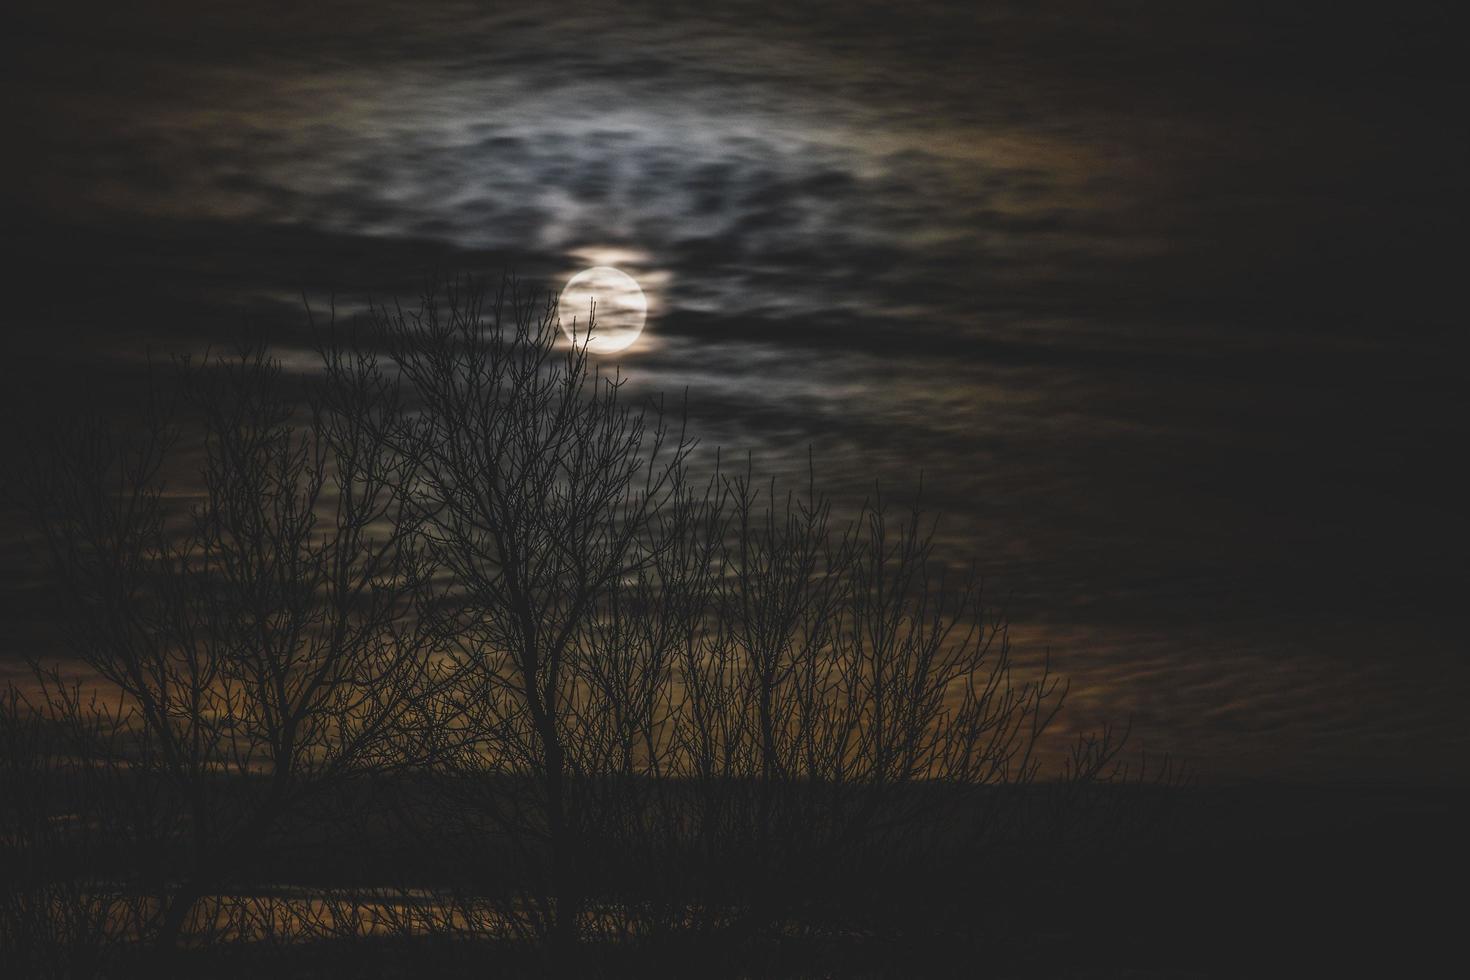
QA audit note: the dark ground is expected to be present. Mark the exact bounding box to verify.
[63,780,1464,979]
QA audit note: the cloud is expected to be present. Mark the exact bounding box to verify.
[4,0,1467,780]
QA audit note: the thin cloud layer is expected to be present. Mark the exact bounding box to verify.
[3,0,1465,779]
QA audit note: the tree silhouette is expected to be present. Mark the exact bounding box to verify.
[365,280,696,967]
[17,340,434,965]
[1,277,1174,978]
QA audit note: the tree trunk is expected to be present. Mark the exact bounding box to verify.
[153,877,204,977]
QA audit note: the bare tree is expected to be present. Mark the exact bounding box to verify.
[20,338,433,960]
[6,275,1176,976]
[370,279,696,965]
[363,279,1131,965]
[641,472,1075,947]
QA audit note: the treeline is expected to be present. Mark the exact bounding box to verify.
[1,281,1177,978]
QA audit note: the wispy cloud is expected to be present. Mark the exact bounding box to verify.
[3,0,1466,779]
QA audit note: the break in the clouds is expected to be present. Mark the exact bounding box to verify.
[4,0,1466,779]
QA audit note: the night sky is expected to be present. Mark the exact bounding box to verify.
[3,0,1465,781]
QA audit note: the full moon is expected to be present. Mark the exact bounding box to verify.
[558,266,648,354]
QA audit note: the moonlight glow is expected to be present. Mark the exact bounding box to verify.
[558,266,648,354]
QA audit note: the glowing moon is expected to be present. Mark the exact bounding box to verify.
[558,266,647,354]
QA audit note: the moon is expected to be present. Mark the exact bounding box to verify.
[558,266,648,354]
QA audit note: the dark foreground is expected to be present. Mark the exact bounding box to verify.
[11,780,1459,979]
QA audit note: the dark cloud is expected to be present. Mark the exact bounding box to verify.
[2,0,1466,780]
